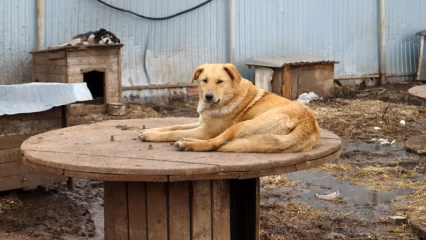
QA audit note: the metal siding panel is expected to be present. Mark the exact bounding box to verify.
[234,0,379,80]
[44,0,226,103]
[386,0,425,80]
[0,0,37,85]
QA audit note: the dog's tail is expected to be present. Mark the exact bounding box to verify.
[217,127,319,153]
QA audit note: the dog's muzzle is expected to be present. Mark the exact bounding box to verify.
[204,92,214,102]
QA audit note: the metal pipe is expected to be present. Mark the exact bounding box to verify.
[229,0,235,63]
[379,0,386,85]
[37,0,45,50]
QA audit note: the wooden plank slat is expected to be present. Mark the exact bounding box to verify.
[104,182,129,240]
[117,48,123,102]
[35,64,67,74]
[107,88,120,104]
[106,73,119,88]
[0,118,62,136]
[0,134,35,150]
[0,107,62,122]
[191,181,212,240]
[104,182,116,240]
[168,182,190,240]
[67,104,107,116]
[34,56,66,66]
[34,72,67,83]
[67,56,118,66]
[146,183,168,240]
[128,182,147,240]
[67,64,118,74]
[0,148,21,164]
[0,162,35,177]
[67,49,119,58]
[212,180,230,240]
[114,182,129,240]
[0,171,66,192]
[47,51,66,60]
[67,73,83,83]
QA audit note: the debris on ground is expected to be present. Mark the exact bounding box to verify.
[315,191,340,201]
[388,216,408,225]
[297,92,321,104]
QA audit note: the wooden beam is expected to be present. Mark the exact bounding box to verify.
[379,0,386,85]
[122,84,197,91]
[37,0,44,50]
[417,35,425,81]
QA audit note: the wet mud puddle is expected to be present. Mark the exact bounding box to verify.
[282,171,412,219]
[261,141,422,221]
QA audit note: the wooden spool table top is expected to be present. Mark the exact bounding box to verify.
[408,85,426,101]
[21,118,342,182]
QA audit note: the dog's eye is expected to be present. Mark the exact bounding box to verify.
[202,79,208,83]
[217,80,224,84]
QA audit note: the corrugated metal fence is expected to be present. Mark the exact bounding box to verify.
[0,0,425,102]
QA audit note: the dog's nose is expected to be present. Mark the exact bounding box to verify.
[205,92,214,101]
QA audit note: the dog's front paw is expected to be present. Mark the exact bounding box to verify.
[174,138,193,151]
[138,130,157,142]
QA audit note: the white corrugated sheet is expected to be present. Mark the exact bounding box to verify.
[0,82,93,116]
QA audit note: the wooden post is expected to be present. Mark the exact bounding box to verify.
[416,35,424,81]
[379,0,386,85]
[37,0,45,50]
[229,0,235,63]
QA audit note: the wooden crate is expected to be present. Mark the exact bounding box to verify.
[0,107,67,191]
[246,57,339,100]
[30,44,124,116]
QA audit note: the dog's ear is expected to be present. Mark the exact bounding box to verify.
[223,63,241,83]
[98,28,107,33]
[191,67,204,83]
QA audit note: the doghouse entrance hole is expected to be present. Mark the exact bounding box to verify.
[83,71,105,104]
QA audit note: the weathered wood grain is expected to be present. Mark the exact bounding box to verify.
[146,183,168,240]
[20,118,342,182]
[212,180,230,240]
[191,181,212,240]
[168,182,190,240]
[128,182,147,240]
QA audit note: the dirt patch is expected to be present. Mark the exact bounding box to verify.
[0,180,103,240]
[68,97,199,126]
[1,82,426,239]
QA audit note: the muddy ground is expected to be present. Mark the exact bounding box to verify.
[0,82,425,240]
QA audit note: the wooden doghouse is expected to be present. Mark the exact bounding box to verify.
[0,82,93,192]
[30,44,124,117]
[0,107,67,191]
[246,56,339,100]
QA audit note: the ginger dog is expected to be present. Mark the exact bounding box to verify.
[139,63,320,153]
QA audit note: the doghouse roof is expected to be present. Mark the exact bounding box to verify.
[246,56,339,68]
[0,82,93,116]
[29,43,124,54]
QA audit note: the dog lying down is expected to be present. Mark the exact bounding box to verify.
[52,28,120,48]
[139,63,320,153]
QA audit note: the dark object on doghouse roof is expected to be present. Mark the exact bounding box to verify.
[0,82,93,116]
[29,43,124,54]
[246,56,339,68]
[416,29,426,36]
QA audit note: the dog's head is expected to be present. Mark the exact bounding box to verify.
[191,63,242,107]
[95,28,121,44]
